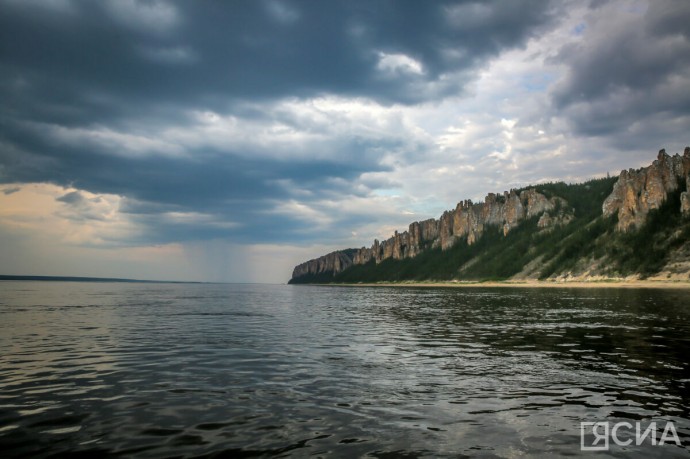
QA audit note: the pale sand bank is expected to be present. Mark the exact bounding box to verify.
[313,280,690,289]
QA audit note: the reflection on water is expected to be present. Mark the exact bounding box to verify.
[0,282,689,457]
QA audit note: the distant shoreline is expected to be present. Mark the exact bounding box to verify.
[0,275,202,284]
[300,280,690,289]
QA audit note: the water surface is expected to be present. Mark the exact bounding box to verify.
[1,282,689,457]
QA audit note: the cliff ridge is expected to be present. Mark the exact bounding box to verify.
[290,147,690,283]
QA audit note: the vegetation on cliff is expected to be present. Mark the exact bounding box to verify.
[290,149,690,284]
[291,177,617,283]
[602,178,690,277]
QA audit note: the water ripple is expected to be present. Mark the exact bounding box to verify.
[0,283,689,457]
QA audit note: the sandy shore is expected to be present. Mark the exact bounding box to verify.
[315,280,690,289]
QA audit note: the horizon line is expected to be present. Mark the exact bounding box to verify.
[0,275,287,285]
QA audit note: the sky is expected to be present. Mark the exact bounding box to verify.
[1,0,689,283]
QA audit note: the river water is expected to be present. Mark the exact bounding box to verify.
[0,282,689,457]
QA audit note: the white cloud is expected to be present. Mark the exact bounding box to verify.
[53,96,429,169]
[376,52,425,76]
[269,200,333,229]
[32,122,185,158]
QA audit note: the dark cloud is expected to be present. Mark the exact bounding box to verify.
[2,186,20,195]
[56,190,85,205]
[550,0,690,139]
[0,0,562,246]
[0,0,559,125]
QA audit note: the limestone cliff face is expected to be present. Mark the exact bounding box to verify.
[603,148,690,231]
[537,209,573,229]
[409,219,440,256]
[291,187,563,281]
[291,250,354,279]
[364,187,562,266]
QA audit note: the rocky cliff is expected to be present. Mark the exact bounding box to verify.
[290,147,690,284]
[602,148,690,231]
[291,187,568,280]
[290,249,355,280]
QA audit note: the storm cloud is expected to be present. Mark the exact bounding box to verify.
[551,1,690,140]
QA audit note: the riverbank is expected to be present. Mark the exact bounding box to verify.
[309,279,690,289]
